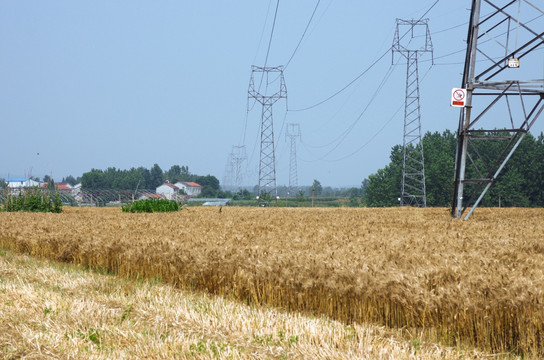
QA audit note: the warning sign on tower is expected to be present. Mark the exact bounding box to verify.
[451,88,466,107]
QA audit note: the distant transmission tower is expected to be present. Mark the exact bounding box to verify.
[452,0,544,219]
[231,145,247,190]
[248,66,287,205]
[223,153,234,189]
[286,123,301,197]
[392,18,433,207]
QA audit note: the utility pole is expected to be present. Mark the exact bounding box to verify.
[286,123,301,198]
[451,0,544,219]
[248,65,287,206]
[392,19,433,207]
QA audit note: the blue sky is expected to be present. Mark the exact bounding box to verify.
[1,1,543,188]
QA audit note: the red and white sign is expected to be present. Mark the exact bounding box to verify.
[451,88,466,107]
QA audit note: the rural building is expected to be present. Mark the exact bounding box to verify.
[138,193,163,200]
[53,182,73,195]
[174,181,202,197]
[6,178,41,189]
[5,178,43,196]
[156,181,181,200]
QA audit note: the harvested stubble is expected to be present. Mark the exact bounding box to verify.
[1,207,543,356]
[1,249,488,359]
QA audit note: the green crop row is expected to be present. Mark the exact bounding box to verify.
[1,188,62,213]
[122,198,179,213]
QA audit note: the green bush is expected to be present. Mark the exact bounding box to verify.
[2,188,62,213]
[122,198,179,213]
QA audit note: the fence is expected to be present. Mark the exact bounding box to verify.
[0,187,184,207]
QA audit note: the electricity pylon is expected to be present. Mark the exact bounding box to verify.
[223,153,234,189]
[223,145,247,191]
[248,65,287,205]
[392,19,433,207]
[231,145,247,190]
[286,123,301,197]
[452,0,544,219]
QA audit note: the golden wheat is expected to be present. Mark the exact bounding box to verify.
[1,206,543,356]
[1,249,494,359]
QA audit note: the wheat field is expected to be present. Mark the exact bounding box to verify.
[1,207,543,357]
[1,249,491,359]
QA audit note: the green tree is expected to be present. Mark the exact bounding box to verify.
[195,175,220,197]
[362,130,544,208]
[166,165,182,183]
[362,165,401,206]
[136,167,152,189]
[490,167,530,207]
[81,169,106,190]
[362,145,402,207]
[237,189,252,200]
[62,175,79,186]
[312,179,323,196]
[150,164,164,189]
[422,130,456,207]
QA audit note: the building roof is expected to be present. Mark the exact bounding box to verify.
[157,181,179,190]
[7,178,29,182]
[181,182,202,188]
[55,184,72,191]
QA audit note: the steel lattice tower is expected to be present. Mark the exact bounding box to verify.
[286,123,301,197]
[224,146,248,191]
[223,153,234,189]
[393,19,433,207]
[231,145,247,190]
[248,66,287,205]
[452,0,544,219]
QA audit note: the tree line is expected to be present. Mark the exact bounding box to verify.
[80,165,223,198]
[362,130,544,207]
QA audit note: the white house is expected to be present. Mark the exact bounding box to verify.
[174,181,202,197]
[6,178,41,189]
[156,181,180,200]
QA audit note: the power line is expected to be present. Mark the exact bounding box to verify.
[301,62,397,151]
[300,64,434,163]
[422,12,544,66]
[300,64,397,161]
[290,0,442,112]
[289,49,391,112]
[263,0,280,70]
[420,0,440,19]
[252,0,274,65]
[283,0,321,71]
[256,0,280,96]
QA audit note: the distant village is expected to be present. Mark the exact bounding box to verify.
[4,178,203,204]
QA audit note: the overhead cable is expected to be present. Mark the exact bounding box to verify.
[289,49,391,112]
[300,64,396,161]
[283,0,321,71]
[290,0,441,112]
[263,0,281,70]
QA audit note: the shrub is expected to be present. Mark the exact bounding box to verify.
[122,198,179,213]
